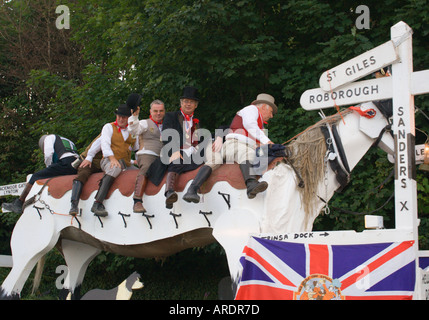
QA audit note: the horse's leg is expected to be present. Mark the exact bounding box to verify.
[212,208,260,299]
[0,210,59,299]
[59,239,101,300]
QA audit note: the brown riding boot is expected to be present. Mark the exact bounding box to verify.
[165,171,178,209]
[133,175,148,213]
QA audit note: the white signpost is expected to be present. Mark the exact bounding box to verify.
[0,182,26,197]
[300,21,429,299]
[301,76,392,110]
[301,70,429,111]
[415,144,428,164]
[319,40,399,91]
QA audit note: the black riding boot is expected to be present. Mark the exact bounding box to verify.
[69,180,83,216]
[239,161,268,199]
[182,165,212,203]
[91,175,115,217]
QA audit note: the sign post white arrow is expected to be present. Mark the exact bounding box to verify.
[300,76,392,110]
[319,40,399,92]
[300,69,429,111]
[0,182,26,197]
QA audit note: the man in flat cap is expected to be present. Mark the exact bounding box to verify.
[183,93,277,203]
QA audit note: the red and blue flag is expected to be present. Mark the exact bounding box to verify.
[235,237,416,300]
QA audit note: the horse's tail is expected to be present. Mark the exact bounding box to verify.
[31,255,46,295]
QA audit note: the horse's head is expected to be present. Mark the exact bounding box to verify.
[354,101,395,156]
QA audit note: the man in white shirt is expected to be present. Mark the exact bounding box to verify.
[183,93,277,203]
[128,99,165,213]
[2,134,79,214]
[91,104,139,217]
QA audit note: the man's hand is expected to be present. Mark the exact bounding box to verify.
[132,106,140,118]
[79,159,92,168]
[212,136,223,152]
[169,150,183,163]
[109,156,121,169]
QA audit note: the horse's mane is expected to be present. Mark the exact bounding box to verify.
[287,109,353,218]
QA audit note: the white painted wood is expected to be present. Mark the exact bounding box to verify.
[319,40,398,91]
[0,255,12,268]
[300,76,392,110]
[0,182,26,197]
[411,70,429,95]
[391,21,418,234]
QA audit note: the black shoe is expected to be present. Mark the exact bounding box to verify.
[91,201,108,217]
[2,199,23,214]
[239,161,268,199]
[183,166,212,203]
[246,180,268,199]
[69,201,79,216]
[69,180,83,216]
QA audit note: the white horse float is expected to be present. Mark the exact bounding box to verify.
[0,102,394,299]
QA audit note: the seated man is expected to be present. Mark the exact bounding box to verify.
[162,86,202,209]
[91,104,139,217]
[128,99,165,213]
[2,134,79,214]
[68,134,102,216]
[183,93,277,203]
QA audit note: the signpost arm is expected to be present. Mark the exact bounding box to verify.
[391,22,419,237]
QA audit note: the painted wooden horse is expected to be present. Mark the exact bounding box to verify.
[0,102,394,299]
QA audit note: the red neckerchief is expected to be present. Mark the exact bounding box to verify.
[150,115,163,127]
[114,120,128,132]
[180,108,194,122]
[257,108,268,126]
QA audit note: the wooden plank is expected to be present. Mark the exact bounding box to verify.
[319,40,398,91]
[300,76,392,110]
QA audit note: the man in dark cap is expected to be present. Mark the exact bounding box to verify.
[91,104,139,217]
[159,86,202,209]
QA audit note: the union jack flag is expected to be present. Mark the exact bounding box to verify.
[235,237,416,300]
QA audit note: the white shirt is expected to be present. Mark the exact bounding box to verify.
[84,137,101,163]
[43,134,77,167]
[100,122,139,159]
[226,105,270,145]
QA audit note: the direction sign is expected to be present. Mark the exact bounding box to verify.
[0,182,26,197]
[411,70,429,96]
[415,144,428,164]
[300,76,392,110]
[301,69,429,111]
[319,40,399,92]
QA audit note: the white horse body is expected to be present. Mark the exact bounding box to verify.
[0,102,394,299]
